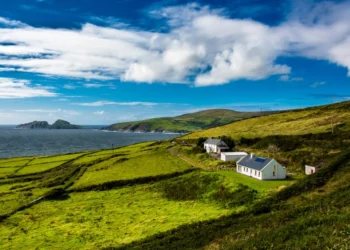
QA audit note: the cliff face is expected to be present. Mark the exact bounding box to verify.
[16,120,82,129]
[16,121,50,129]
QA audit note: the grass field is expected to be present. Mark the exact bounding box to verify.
[1,102,349,250]
[0,181,231,249]
[27,153,84,166]
[70,150,191,190]
[15,161,67,175]
[217,171,293,193]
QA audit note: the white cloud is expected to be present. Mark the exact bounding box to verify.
[74,101,159,107]
[0,77,57,99]
[83,83,104,88]
[279,75,304,82]
[93,110,105,115]
[63,84,77,89]
[0,2,349,86]
[83,83,114,88]
[0,17,27,28]
[14,109,80,115]
[311,81,326,88]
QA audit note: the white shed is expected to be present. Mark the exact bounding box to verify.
[221,152,248,161]
[305,165,317,175]
[236,153,286,180]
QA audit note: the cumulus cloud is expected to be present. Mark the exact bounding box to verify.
[0,77,57,98]
[74,101,159,107]
[0,2,350,86]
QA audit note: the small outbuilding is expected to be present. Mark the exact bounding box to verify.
[221,152,248,162]
[236,153,286,180]
[204,138,229,153]
[305,165,317,175]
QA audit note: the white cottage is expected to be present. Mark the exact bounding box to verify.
[236,153,286,180]
[204,138,229,153]
[221,152,248,162]
[305,165,317,175]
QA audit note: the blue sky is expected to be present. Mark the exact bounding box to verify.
[0,0,349,125]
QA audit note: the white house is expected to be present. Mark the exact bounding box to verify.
[236,153,286,180]
[305,165,317,175]
[221,152,248,162]
[204,138,229,153]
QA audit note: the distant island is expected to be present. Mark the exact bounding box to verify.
[16,119,83,129]
[104,109,273,133]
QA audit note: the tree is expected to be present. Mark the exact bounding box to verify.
[220,136,235,150]
[196,137,208,147]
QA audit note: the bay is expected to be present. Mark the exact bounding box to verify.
[0,126,178,159]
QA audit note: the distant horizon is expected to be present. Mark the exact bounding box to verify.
[0,99,346,126]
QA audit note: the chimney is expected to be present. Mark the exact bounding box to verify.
[250,153,254,159]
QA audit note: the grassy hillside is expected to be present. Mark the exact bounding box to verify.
[184,101,350,139]
[106,109,271,133]
[0,141,264,249]
[1,102,350,249]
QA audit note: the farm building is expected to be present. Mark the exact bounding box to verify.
[204,138,229,153]
[305,165,317,175]
[221,152,248,161]
[236,153,286,180]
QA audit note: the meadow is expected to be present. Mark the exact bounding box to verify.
[0,101,349,249]
[0,141,260,249]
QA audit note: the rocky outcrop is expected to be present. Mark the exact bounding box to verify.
[16,121,50,129]
[17,120,82,129]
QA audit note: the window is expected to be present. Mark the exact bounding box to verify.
[258,172,260,177]
[255,170,257,175]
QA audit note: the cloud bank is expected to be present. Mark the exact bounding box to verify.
[0,77,57,98]
[0,2,350,86]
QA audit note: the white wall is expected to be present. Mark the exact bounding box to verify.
[305,165,316,175]
[236,159,286,180]
[204,143,217,153]
[221,153,247,161]
[261,160,286,180]
[236,164,262,180]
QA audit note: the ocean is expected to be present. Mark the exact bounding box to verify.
[0,126,178,159]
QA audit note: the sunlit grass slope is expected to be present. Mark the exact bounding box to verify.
[184,101,350,139]
[70,150,191,190]
[106,109,270,133]
[0,175,232,250]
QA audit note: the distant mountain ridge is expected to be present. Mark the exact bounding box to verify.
[105,109,273,133]
[17,119,82,129]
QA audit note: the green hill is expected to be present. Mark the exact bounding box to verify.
[1,101,350,249]
[184,101,350,139]
[105,109,271,133]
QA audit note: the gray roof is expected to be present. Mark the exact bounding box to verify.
[204,138,228,147]
[237,154,273,171]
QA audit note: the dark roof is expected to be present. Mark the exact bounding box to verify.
[237,154,273,171]
[204,138,228,147]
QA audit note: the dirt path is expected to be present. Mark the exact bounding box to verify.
[168,148,206,169]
